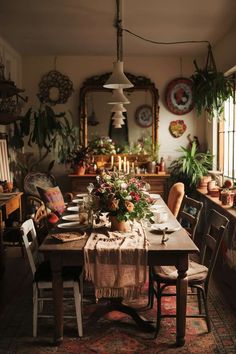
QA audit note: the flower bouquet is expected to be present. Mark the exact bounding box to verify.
[91,172,153,230]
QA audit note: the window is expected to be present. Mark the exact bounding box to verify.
[218,96,236,181]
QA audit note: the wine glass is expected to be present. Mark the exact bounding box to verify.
[87,183,94,194]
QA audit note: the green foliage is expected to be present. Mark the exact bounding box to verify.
[91,172,153,222]
[191,62,234,119]
[9,104,77,171]
[169,142,213,194]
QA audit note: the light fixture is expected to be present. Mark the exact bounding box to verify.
[103,0,133,90]
[112,111,126,128]
[0,58,28,125]
[110,103,127,113]
[107,88,130,105]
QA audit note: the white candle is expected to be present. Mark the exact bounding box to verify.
[111,155,114,167]
[124,156,127,173]
[131,162,134,171]
[118,156,121,171]
[127,161,130,174]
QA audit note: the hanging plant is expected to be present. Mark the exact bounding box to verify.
[191,45,235,119]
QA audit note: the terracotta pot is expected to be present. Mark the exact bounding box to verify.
[110,216,130,232]
[75,165,86,175]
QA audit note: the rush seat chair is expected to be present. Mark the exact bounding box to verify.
[151,209,229,337]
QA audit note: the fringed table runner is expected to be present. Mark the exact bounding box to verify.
[84,223,148,300]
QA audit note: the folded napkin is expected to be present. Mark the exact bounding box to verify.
[84,223,148,300]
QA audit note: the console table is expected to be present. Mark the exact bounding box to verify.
[0,192,23,275]
[68,173,170,201]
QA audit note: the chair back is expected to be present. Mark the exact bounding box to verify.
[177,195,203,241]
[24,172,56,199]
[20,219,41,276]
[167,182,185,217]
[200,209,229,291]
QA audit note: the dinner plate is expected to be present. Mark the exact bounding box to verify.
[150,204,166,211]
[150,223,181,232]
[62,214,80,221]
[149,193,160,199]
[52,231,86,242]
[67,206,79,212]
[57,222,87,229]
[76,193,87,198]
[72,198,83,203]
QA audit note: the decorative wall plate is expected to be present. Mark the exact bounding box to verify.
[169,120,187,138]
[135,105,152,127]
[165,78,193,115]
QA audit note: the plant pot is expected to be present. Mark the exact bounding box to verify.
[110,216,130,232]
[75,165,86,175]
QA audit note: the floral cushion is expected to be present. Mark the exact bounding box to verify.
[38,186,65,215]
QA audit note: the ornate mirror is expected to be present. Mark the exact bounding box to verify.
[78,72,159,151]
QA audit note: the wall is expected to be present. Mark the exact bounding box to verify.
[21,55,205,188]
[0,36,22,135]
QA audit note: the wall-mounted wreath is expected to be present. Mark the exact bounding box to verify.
[38,70,73,105]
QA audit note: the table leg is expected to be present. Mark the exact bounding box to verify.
[51,254,64,345]
[176,255,188,347]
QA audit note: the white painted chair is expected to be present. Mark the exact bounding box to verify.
[20,219,83,337]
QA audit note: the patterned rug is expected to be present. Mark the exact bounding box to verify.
[0,272,236,354]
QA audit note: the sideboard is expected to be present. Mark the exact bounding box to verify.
[68,173,170,201]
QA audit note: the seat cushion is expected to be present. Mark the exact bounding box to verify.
[153,260,208,283]
[34,261,83,282]
[37,186,65,215]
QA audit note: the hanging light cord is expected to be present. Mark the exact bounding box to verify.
[115,0,211,49]
[121,27,210,47]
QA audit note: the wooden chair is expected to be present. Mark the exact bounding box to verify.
[148,195,203,309]
[20,219,83,337]
[167,182,185,217]
[177,195,203,242]
[151,209,229,337]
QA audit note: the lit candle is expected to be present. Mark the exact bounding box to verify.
[118,156,121,171]
[124,156,127,173]
[127,161,130,174]
[111,155,114,167]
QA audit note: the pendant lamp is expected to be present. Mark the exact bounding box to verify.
[103,0,133,90]
[110,103,127,113]
[108,88,130,105]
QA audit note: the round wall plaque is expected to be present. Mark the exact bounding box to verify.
[165,78,193,115]
[135,105,152,127]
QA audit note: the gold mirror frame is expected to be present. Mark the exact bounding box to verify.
[78,72,159,150]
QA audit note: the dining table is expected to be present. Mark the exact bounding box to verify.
[39,194,199,347]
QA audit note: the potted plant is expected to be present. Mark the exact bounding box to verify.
[8,103,77,188]
[168,141,213,195]
[191,46,234,119]
[66,145,90,175]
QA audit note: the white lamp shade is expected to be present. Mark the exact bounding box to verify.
[112,117,125,125]
[103,61,134,89]
[108,88,130,105]
[110,103,127,113]
[112,111,126,119]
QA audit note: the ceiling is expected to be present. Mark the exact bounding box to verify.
[0,0,236,57]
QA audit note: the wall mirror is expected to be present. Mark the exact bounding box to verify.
[78,72,159,152]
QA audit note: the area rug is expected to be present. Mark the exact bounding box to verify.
[0,274,236,354]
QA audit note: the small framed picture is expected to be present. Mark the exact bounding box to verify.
[135,105,152,127]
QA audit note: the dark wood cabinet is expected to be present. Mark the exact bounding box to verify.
[68,173,170,201]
